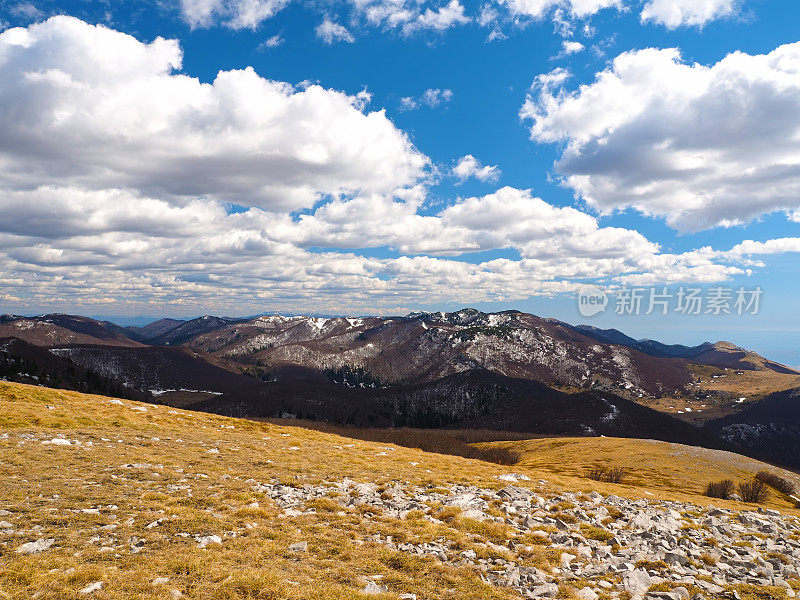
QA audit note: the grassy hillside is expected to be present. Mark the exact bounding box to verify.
[1,382,798,600]
[477,437,800,510]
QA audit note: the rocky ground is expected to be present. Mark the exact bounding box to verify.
[253,476,800,600]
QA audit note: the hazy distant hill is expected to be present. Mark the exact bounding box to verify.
[573,324,797,374]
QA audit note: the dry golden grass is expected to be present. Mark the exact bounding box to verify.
[475,437,800,511]
[1,381,798,600]
[0,382,530,600]
[689,364,800,396]
[633,364,800,422]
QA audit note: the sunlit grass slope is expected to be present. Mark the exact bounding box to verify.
[477,437,800,510]
[1,381,798,600]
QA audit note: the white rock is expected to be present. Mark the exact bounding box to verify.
[44,438,72,446]
[152,577,170,586]
[496,473,531,482]
[79,581,103,594]
[623,569,658,599]
[289,541,308,552]
[16,538,55,554]
[361,581,383,595]
[576,587,599,600]
[530,583,558,597]
[196,535,222,548]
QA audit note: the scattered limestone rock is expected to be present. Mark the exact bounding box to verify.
[195,535,222,548]
[361,581,383,595]
[529,582,558,597]
[496,473,531,482]
[576,587,599,600]
[289,540,308,552]
[79,581,103,595]
[43,438,73,446]
[16,538,54,554]
[624,569,658,599]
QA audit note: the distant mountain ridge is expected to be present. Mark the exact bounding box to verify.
[125,318,186,340]
[1,308,798,467]
[572,324,797,374]
[0,314,144,347]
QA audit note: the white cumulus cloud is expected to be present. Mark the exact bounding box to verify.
[260,33,284,48]
[0,16,426,212]
[357,0,470,36]
[561,40,584,55]
[453,155,501,182]
[498,0,622,20]
[0,15,794,314]
[522,44,800,231]
[641,0,738,28]
[399,88,453,111]
[401,0,470,35]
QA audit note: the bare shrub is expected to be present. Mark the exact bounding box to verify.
[587,466,607,481]
[705,479,734,500]
[755,471,796,496]
[739,479,770,504]
[587,466,625,484]
[605,467,626,484]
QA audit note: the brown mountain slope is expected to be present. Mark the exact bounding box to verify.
[178,310,692,397]
[0,314,144,347]
[690,341,799,374]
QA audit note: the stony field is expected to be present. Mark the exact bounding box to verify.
[1,381,799,600]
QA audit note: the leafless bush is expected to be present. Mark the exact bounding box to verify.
[587,466,607,481]
[705,479,734,500]
[755,471,796,496]
[605,467,626,484]
[739,479,770,504]
[587,466,625,484]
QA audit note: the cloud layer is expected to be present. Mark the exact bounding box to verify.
[522,44,800,230]
[177,0,741,35]
[0,16,794,314]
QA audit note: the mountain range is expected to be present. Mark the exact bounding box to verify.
[0,309,798,469]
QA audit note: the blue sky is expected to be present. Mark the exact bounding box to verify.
[0,0,799,365]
